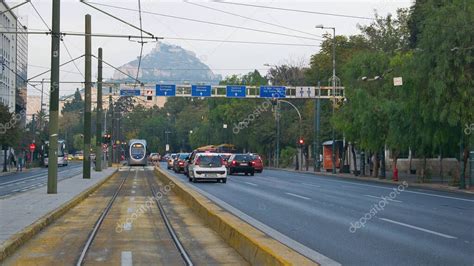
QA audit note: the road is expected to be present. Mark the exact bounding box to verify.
[162,163,474,265]
[0,162,83,198]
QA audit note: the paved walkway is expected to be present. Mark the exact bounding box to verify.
[0,167,117,244]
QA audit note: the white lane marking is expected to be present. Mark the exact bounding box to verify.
[285,192,311,200]
[379,218,457,239]
[123,223,132,231]
[244,182,258,187]
[288,175,474,203]
[121,251,132,266]
[364,194,402,203]
[182,179,340,265]
[302,182,321,188]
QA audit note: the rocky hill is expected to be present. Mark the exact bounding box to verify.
[112,43,221,84]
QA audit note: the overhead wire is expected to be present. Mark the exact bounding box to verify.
[86,1,323,41]
[29,1,85,80]
[184,1,321,38]
[210,0,375,20]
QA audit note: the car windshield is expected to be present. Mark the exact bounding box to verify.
[197,155,222,167]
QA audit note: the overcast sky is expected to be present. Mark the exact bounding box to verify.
[9,0,413,96]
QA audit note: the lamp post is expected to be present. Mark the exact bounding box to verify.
[316,24,337,174]
[279,100,303,170]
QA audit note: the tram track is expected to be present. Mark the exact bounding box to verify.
[75,167,193,266]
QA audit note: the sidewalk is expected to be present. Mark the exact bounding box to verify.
[0,167,117,245]
[270,166,474,195]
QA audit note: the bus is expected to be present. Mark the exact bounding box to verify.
[42,140,68,167]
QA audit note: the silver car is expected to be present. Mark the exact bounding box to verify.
[188,153,227,183]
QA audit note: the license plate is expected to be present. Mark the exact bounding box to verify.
[205,174,217,178]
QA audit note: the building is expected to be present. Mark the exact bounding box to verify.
[0,1,28,127]
[16,19,27,127]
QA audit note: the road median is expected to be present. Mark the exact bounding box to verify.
[155,167,318,266]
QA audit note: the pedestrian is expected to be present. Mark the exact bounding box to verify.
[17,150,24,172]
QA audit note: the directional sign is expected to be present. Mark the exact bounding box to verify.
[295,86,315,98]
[156,84,176,96]
[120,89,140,96]
[259,86,286,98]
[226,85,246,98]
[191,85,212,97]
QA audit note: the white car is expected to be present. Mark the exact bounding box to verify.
[188,153,227,183]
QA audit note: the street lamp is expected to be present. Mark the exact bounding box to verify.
[279,100,303,170]
[316,24,337,174]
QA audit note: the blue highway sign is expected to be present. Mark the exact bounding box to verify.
[226,85,246,98]
[156,84,176,96]
[191,85,212,97]
[120,89,141,96]
[259,86,286,98]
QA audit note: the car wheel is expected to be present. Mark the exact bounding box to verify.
[192,177,197,183]
[250,171,255,176]
[188,177,192,182]
[244,172,248,176]
[222,178,227,183]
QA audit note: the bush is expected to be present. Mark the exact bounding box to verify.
[279,147,296,168]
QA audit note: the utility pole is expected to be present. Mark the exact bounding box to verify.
[314,81,321,172]
[331,27,337,174]
[47,0,60,194]
[83,14,92,179]
[108,87,113,166]
[95,47,103,171]
[275,101,280,168]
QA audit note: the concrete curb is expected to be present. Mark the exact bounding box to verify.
[155,167,317,266]
[0,169,118,262]
[268,167,474,195]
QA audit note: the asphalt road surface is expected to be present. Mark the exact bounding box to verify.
[162,163,474,265]
[0,162,83,198]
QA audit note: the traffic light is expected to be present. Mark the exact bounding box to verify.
[298,138,304,146]
[102,134,111,143]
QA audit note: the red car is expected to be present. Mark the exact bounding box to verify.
[249,154,263,173]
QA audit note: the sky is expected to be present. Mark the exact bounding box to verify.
[8,0,413,97]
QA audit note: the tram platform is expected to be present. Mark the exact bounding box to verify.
[0,167,117,260]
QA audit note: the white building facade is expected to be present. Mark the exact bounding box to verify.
[0,1,28,127]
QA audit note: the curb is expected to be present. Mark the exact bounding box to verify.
[0,169,118,262]
[268,167,474,195]
[155,167,317,266]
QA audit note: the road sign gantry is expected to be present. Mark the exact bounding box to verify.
[117,84,344,99]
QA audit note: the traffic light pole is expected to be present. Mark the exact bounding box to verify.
[95,47,103,171]
[83,14,92,179]
[314,82,321,172]
[47,0,60,194]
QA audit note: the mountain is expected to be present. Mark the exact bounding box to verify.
[112,43,221,84]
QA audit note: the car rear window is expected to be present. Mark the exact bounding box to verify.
[178,153,189,159]
[234,155,252,161]
[198,155,222,167]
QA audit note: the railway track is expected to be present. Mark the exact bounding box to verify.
[75,167,193,266]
